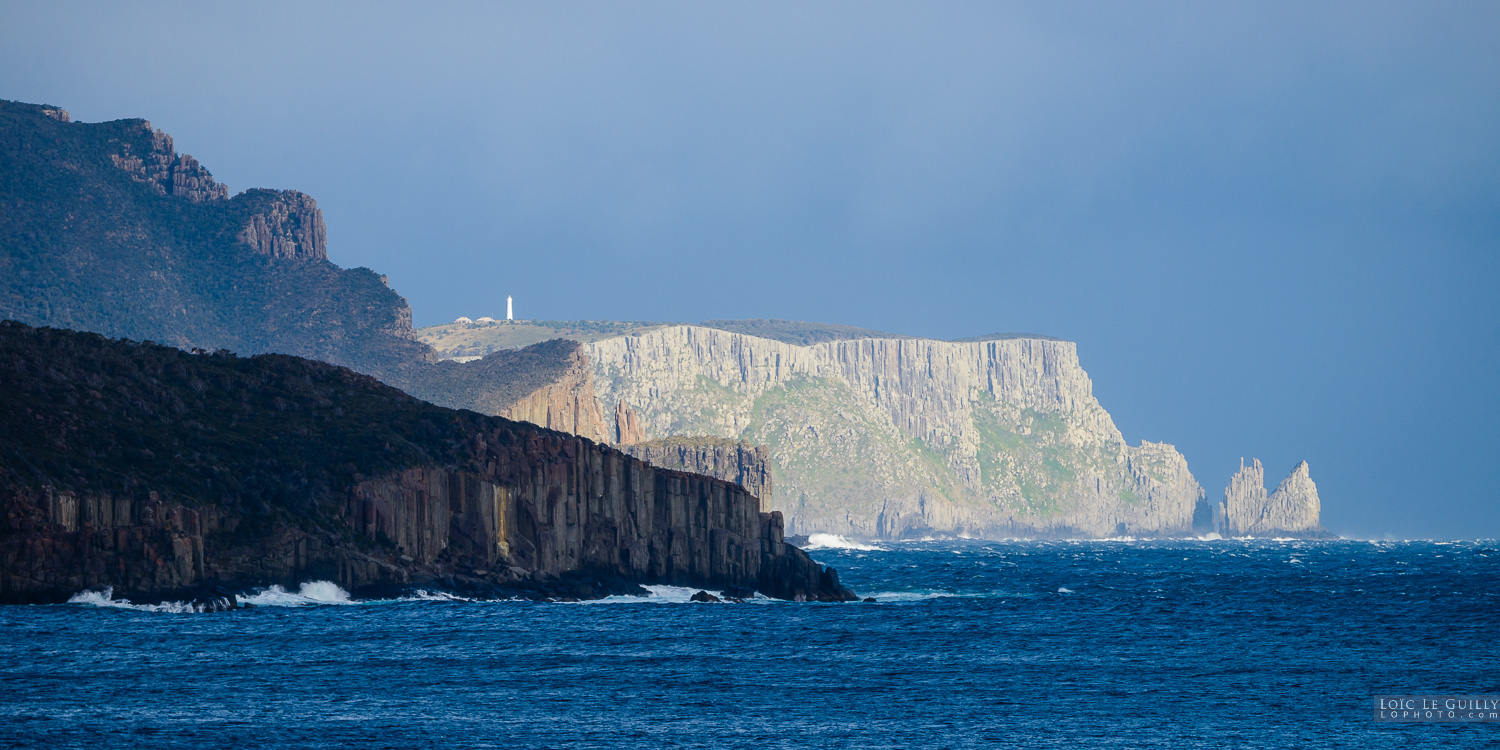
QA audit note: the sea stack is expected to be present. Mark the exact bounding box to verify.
[1215,459,1332,538]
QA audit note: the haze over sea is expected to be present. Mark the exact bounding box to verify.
[2,539,1495,748]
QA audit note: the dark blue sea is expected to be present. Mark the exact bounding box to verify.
[3,539,1496,749]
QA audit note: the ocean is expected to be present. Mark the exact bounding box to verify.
[2,539,1495,748]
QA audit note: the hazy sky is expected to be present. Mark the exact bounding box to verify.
[3,2,1497,538]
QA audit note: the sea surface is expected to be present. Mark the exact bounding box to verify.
[2,539,1496,749]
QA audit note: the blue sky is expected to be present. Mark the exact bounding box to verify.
[3,2,1497,537]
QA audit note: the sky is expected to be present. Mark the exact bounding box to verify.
[3,2,1497,538]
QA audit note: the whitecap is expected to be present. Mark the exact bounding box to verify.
[398,590,474,602]
[862,591,963,602]
[67,587,199,613]
[240,581,355,607]
[1057,587,1076,594]
[567,585,771,605]
[801,533,886,552]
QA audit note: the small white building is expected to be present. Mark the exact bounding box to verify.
[454,316,473,325]
[476,316,496,324]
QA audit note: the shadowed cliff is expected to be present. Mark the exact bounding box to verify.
[0,322,856,604]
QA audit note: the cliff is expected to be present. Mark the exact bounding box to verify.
[494,348,615,445]
[0,99,427,374]
[0,323,856,604]
[623,438,774,505]
[579,325,1207,538]
[1215,459,1329,538]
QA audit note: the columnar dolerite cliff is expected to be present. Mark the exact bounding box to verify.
[622,438,774,505]
[0,323,856,603]
[580,325,1207,538]
[1215,459,1329,538]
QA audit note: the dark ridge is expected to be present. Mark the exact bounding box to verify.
[0,321,859,604]
[385,338,580,415]
[0,320,470,514]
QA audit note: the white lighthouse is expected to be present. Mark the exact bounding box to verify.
[506,295,513,321]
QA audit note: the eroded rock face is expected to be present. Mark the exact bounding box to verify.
[1,446,853,604]
[236,190,328,261]
[498,348,614,444]
[1215,459,1327,538]
[108,120,229,203]
[622,439,773,505]
[583,325,1205,539]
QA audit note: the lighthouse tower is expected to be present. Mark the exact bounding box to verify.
[506,295,513,321]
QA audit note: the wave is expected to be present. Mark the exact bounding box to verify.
[67,587,201,613]
[238,581,356,607]
[397,590,474,603]
[69,581,360,612]
[802,533,886,551]
[572,585,773,605]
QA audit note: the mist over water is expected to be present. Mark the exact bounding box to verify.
[4,540,1496,748]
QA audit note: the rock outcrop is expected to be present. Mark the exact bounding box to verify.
[581,325,1205,538]
[0,322,856,604]
[1214,459,1329,538]
[236,190,328,261]
[623,438,773,504]
[107,119,229,203]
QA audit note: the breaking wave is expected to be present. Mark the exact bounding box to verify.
[240,581,355,607]
[69,581,359,612]
[802,533,886,551]
[67,587,200,613]
[573,585,772,605]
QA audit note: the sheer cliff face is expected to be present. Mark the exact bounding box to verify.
[0,323,854,603]
[1216,459,1326,538]
[621,441,773,505]
[583,326,1204,538]
[498,349,614,445]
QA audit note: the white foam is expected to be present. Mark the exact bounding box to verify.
[1197,533,1224,541]
[67,587,199,613]
[1057,587,1076,594]
[239,581,355,607]
[863,591,960,602]
[569,585,771,605]
[802,533,886,551]
[398,589,474,602]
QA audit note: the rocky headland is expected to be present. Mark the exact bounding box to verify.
[0,322,857,605]
[0,99,1330,543]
